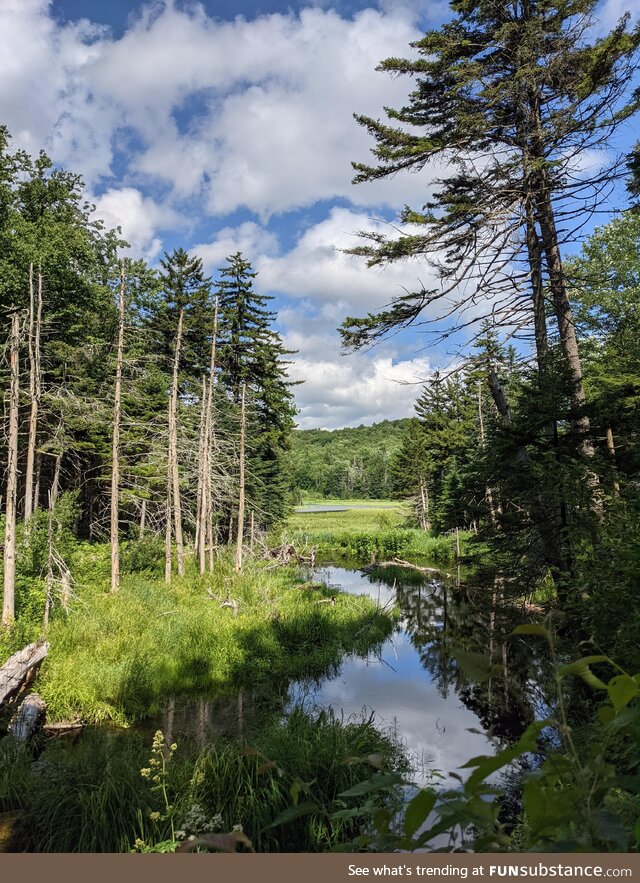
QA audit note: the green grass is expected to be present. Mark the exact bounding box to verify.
[298,495,404,509]
[19,546,394,725]
[4,707,408,853]
[288,505,406,535]
[282,503,465,565]
[181,707,409,852]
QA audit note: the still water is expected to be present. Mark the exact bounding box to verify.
[289,565,495,785]
[147,562,537,784]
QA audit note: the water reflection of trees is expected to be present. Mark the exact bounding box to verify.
[368,565,548,745]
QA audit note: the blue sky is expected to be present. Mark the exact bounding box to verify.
[1,0,637,428]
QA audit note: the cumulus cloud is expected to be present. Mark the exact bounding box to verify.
[0,1,436,217]
[192,222,280,271]
[289,344,431,429]
[0,0,452,429]
[256,206,438,310]
[92,187,180,260]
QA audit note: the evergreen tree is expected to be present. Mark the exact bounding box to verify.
[341,0,640,461]
[215,253,296,527]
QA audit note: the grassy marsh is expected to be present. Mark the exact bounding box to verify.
[283,502,464,564]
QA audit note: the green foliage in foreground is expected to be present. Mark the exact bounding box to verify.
[273,629,640,853]
[1,709,407,853]
[1,542,395,725]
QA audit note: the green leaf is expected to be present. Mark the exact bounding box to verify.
[339,771,406,797]
[462,721,547,794]
[558,656,609,690]
[403,788,437,839]
[265,801,321,829]
[513,624,549,638]
[607,674,640,712]
[597,705,615,724]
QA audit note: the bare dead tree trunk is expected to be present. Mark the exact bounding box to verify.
[195,375,207,558]
[24,265,43,525]
[139,498,147,539]
[3,311,21,626]
[419,481,430,532]
[110,260,126,593]
[235,383,246,574]
[165,473,173,585]
[605,426,620,496]
[202,299,218,575]
[33,452,41,515]
[195,374,206,567]
[50,449,62,504]
[45,447,63,622]
[45,490,55,625]
[168,308,185,576]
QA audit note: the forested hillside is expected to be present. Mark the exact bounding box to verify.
[291,419,408,499]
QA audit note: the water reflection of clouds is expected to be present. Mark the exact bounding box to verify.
[289,566,495,788]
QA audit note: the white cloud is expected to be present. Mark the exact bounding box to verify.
[256,207,437,310]
[192,222,280,271]
[0,2,437,217]
[289,343,431,429]
[92,187,180,260]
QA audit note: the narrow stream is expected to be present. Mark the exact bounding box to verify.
[144,562,540,784]
[2,560,546,851]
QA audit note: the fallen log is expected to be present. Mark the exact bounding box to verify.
[0,642,50,706]
[43,720,84,736]
[7,693,46,741]
[368,558,454,579]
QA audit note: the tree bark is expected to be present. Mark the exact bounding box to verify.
[165,474,173,584]
[195,375,207,565]
[168,308,185,576]
[110,260,126,593]
[45,451,63,625]
[3,311,21,626]
[139,498,147,539]
[419,481,430,532]
[605,426,620,496]
[24,265,43,524]
[204,300,218,573]
[33,452,41,515]
[0,642,49,705]
[235,384,246,573]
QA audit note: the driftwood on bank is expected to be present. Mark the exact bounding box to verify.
[369,558,454,580]
[206,590,240,617]
[7,693,46,741]
[262,543,316,567]
[0,642,49,706]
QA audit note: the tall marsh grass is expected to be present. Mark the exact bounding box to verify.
[284,505,466,564]
[4,708,408,853]
[33,552,393,724]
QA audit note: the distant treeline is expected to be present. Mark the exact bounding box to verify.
[291,419,409,500]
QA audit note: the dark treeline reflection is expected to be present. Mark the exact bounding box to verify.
[368,564,548,745]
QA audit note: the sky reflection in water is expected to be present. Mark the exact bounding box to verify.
[288,565,496,786]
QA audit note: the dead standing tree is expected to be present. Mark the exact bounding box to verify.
[235,383,246,574]
[24,263,43,525]
[2,309,21,626]
[110,260,127,593]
